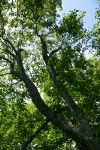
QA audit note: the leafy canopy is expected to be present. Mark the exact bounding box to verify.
[0,0,100,149]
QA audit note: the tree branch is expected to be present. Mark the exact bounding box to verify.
[38,35,57,81]
[39,36,90,130]
[39,35,49,64]
[49,39,64,57]
[0,56,12,64]
[0,73,10,76]
[4,48,16,59]
[3,37,17,55]
[38,35,100,149]
[22,106,70,149]
[22,120,48,150]
[0,12,17,55]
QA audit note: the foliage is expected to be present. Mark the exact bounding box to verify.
[0,0,100,150]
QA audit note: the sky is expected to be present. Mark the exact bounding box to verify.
[61,0,99,59]
[62,0,99,29]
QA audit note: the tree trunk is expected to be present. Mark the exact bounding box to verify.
[11,36,100,150]
[19,70,100,150]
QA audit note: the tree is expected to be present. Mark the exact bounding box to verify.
[0,0,100,149]
[92,7,100,55]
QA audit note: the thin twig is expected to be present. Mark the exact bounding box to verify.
[0,73,11,76]
[22,120,48,150]
[3,38,17,54]
[49,39,64,57]
[0,56,12,63]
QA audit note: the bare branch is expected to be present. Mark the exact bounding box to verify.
[49,39,64,57]
[22,106,75,149]
[22,120,48,150]
[0,73,11,76]
[0,12,7,38]
[3,38,17,55]
[4,48,16,59]
[38,35,49,64]
[37,34,57,81]
[0,12,17,55]
[0,56,15,74]
[0,56,12,64]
